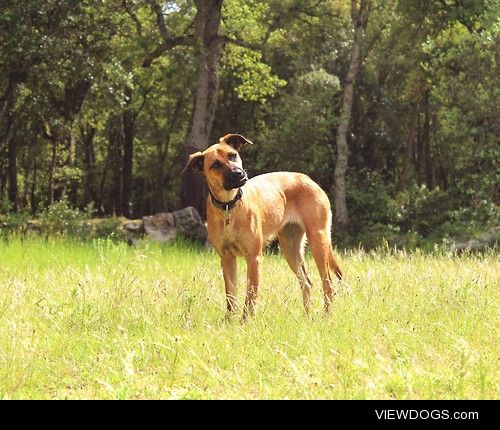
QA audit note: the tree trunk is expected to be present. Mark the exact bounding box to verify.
[1,73,20,208]
[0,73,22,125]
[30,159,38,214]
[49,79,89,203]
[402,101,419,187]
[98,134,113,215]
[122,87,134,218]
[48,136,57,204]
[424,99,434,189]
[0,165,6,197]
[82,126,97,207]
[417,90,431,187]
[62,127,78,203]
[333,0,370,233]
[180,0,223,219]
[7,135,18,211]
[109,116,123,216]
[155,96,184,213]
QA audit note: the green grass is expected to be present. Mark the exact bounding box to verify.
[0,237,498,399]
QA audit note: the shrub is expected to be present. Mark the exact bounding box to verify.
[92,218,127,241]
[39,199,93,238]
[0,197,12,215]
[343,171,401,248]
[397,185,455,237]
[0,211,31,237]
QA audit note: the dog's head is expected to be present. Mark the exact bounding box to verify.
[181,133,253,191]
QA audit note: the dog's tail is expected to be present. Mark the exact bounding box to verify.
[329,247,343,280]
[326,210,342,281]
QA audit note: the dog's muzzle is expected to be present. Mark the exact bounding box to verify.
[224,167,248,190]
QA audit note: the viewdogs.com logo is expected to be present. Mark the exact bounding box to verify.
[374,410,479,420]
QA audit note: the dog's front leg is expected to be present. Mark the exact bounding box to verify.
[243,254,262,320]
[221,252,237,314]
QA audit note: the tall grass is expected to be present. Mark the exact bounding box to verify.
[0,237,498,399]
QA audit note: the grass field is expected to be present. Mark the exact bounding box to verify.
[0,237,498,399]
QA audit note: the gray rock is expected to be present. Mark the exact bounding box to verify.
[123,220,144,233]
[172,206,208,242]
[135,207,208,244]
[124,207,208,245]
[142,212,176,242]
[451,226,499,252]
[452,239,484,251]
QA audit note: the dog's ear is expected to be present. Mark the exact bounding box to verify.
[219,133,253,151]
[181,151,205,176]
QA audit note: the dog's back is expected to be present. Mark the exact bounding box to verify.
[244,172,331,231]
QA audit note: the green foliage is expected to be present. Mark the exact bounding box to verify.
[0,211,31,237]
[0,0,497,250]
[344,179,499,249]
[399,186,455,237]
[38,199,93,238]
[221,0,287,103]
[0,197,12,215]
[348,172,399,231]
[223,46,287,103]
[92,218,127,241]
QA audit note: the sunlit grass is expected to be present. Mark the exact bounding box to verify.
[0,237,498,399]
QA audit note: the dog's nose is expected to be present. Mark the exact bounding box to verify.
[231,168,246,180]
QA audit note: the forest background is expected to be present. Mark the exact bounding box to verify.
[0,0,498,248]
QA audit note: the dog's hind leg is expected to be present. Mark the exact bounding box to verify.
[278,223,313,314]
[329,248,343,281]
[306,228,336,312]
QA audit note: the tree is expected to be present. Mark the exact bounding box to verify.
[180,0,223,218]
[0,0,496,248]
[333,0,371,233]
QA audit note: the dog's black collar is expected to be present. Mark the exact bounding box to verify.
[209,188,243,211]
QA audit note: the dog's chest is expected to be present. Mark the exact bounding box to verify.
[208,213,244,254]
[220,220,240,251]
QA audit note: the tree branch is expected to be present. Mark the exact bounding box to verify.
[122,0,143,36]
[142,35,193,67]
[146,0,169,41]
[219,35,260,51]
[132,86,154,123]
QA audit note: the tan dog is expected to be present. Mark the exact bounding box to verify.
[182,133,342,319]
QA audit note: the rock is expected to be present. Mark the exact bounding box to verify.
[172,206,208,242]
[452,239,484,252]
[451,227,499,252]
[123,220,144,233]
[123,206,208,245]
[478,226,500,246]
[142,212,176,242]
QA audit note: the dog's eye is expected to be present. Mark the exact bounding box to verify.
[228,153,237,161]
[211,160,222,169]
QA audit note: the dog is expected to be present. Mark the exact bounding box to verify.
[182,133,342,319]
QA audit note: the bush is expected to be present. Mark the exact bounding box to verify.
[92,218,127,241]
[39,199,93,238]
[1,200,130,241]
[0,197,12,215]
[343,171,401,248]
[0,211,31,237]
[353,222,401,249]
[396,185,455,237]
[342,175,499,250]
